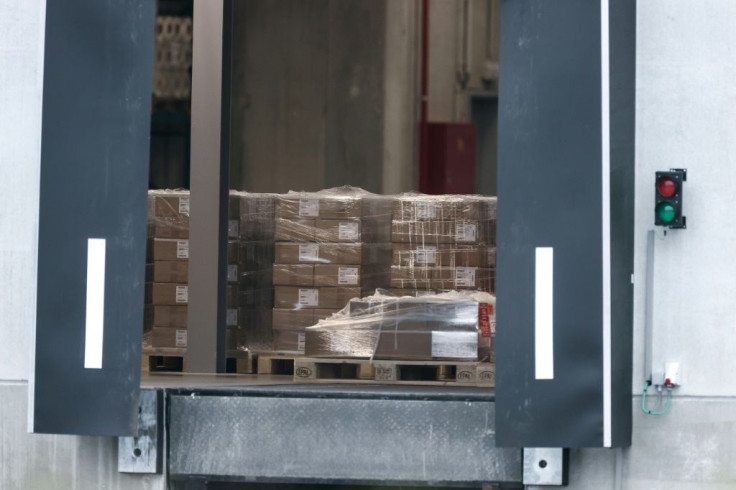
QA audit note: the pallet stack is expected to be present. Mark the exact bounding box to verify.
[143,190,270,365]
[271,189,392,353]
[390,195,497,296]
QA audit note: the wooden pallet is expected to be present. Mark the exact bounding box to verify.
[142,348,256,374]
[292,358,495,387]
[256,351,304,375]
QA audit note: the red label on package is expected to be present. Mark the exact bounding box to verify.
[478,303,492,338]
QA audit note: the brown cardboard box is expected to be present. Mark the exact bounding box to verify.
[227,240,239,263]
[391,221,483,244]
[148,192,190,219]
[147,220,189,239]
[314,219,362,242]
[227,284,241,307]
[273,330,305,352]
[144,305,188,328]
[274,286,360,309]
[147,238,189,261]
[143,327,189,349]
[276,196,362,219]
[392,243,489,267]
[275,218,316,242]
[146,261,189,283]
[272,308,316,330]
[304,329,478,360]
[389,288,441,297]
[145,283,188,305]
[392,199,481,221]
[273,264,314,286]
[314,264,361,287]
[390,266,432,289]
[274,242,362,264]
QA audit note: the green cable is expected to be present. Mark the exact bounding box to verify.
[641,381,672,416]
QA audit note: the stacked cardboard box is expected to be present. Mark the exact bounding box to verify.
[233,192,276,352]
[143,190,273,352]
[271,190,392,352]
[304,291,495,361]
[144,190,192,349]
[390,195,497,296]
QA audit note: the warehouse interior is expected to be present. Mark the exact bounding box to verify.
[3,1,736,490]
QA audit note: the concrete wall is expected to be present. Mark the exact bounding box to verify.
[0,2,164,488]
[531,2,736,489]
[229,0,399,194]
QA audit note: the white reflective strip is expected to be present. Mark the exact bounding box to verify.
[601,0,613,447]
[84,238,106,369]
[535,247,554,380]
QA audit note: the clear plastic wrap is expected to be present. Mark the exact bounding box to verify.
[144,190,276,353]
[390,193,497,297]
[303,290,496,362]
[272,187,393,352]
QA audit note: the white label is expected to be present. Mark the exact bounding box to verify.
[415,202,437,219]
[228,219,239,238]
[298,288,319,306]
[415,290,434,297]
[227,264,238,283]
[226,308,238,327]
[299,199,319,217]
[175,329,187,347]
[175,285,188,303]
[338,266,359,285]
[415,246,437,264]
[299,243,319,262]
[176,240,189,259]
[431,331,477,359]
[297,332,306,352]
[535,247,554,380]
[455,267,477,287]
[456,223,477,242]
[338,222,360,240]
[178,196,190,215]
[84,238,106,369]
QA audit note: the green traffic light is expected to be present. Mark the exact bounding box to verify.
[656,202,676,223]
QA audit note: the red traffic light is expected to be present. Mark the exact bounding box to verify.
[656,176,677,197]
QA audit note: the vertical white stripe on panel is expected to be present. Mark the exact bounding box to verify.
[84,238,106,369]
[535,247,554,380]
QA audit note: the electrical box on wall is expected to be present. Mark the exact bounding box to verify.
[496,0,636,448]
[427,123,476,194]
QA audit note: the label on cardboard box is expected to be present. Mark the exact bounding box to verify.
[338,222,359,240]
[415,246,437,264]
[175,329,187,347]
[297,332,306,352]
[479,303,492,338]
[431,331,477,359]
[298,288,319,306]
[456,223,477,242]
[415,202,437,219]
[455,267,477,287]
[228,219,239,238]
[226,308,238,327]
[299,244,319,262]
[175,285,189,303]
[176,240,189,259]
[338,266,359,285]
[299,199,319,217]
[178,196,190,215]
[227,264,238,283]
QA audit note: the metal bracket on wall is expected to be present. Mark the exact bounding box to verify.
[117,389,164,474]
[523,447,568,486]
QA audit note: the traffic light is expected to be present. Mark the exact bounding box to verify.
[655,169,686,229]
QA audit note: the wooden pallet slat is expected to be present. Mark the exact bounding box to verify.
[293,358,495,387]
[141,348,256,374]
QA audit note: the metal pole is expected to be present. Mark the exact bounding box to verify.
[644,230,655,383]
[188,0,232,373]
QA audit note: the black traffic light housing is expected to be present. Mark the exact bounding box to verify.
[655,169,686,229]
